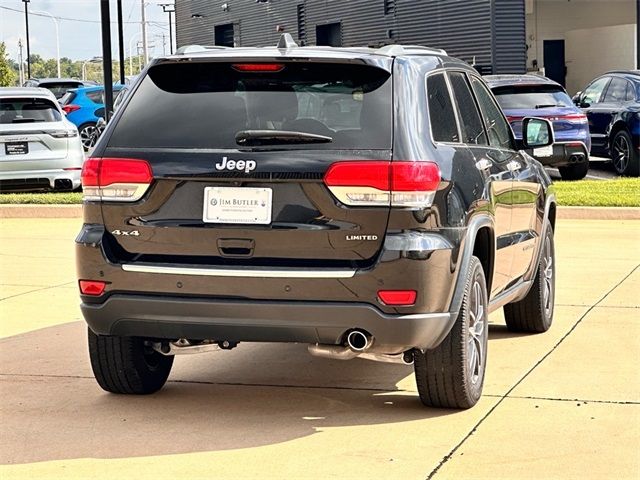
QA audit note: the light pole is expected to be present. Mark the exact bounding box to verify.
[30,9,60,78]
[159,3,175,54]
[82,56,102,81]
[128,32,142,75]
[22,0,30,79]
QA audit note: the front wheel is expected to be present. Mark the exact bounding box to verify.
[611,130,639,177]
[88,328,174,394]
[414,256,488,409]
[504,219,555,333]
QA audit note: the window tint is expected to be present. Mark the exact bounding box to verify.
[86,90,104,104]
[603,78,630,103]
[59,91,76,106]
[109,62,392,149]
[0,98,62,124]
[469,76,512,149]
[426,73,459,143]
[492,85,573,109]
[40,82,83,99]
[582,77,610,105]
[448,72,487,145]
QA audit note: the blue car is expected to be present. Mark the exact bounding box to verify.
[486,75,591,180]
[573,71,640,177]
[59,85,123,150]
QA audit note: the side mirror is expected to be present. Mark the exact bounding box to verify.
[572,92,582,105]
[522,117,554,148]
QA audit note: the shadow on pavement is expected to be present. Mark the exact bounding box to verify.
[0,321,462,465]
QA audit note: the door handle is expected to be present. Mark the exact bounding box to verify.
[475,159,492,171]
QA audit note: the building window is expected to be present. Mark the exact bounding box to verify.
[316,23,341,47]
[214,23,234,47]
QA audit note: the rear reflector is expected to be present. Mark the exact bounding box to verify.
[377,290,417,306]
[79,280,106,296]
[323,161,440,208]
[232,63,285,72]
[81,157,153,202]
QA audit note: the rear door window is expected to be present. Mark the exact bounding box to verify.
[86,90,104,104]
[426,73,459,143]
[0,98,62,124]
[470,76,513,150]
[109,61,392,150]
[448,72,487,145]
[603,78,630,103]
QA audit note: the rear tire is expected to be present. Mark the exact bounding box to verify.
[611,130,639,177]
[414,256,488,409]
[78,123,97,151]
[558,161,588,180]
[88,328,174,394]
[504,219,555,333]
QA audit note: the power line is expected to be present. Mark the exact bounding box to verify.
[0,5,144,24]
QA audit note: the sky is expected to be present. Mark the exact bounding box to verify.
[0,0,172,62]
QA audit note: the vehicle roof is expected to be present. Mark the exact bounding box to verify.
[484,74,562,88]
[156,43,468,68]
[68,84,123,94]
[33,78,85,84]
[0,87,58,99]
[604,70,640,81]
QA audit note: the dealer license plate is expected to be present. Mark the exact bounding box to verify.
[203,187,272,224]
[5,142,29,155]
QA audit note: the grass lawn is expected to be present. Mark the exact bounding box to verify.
[553,178,640,207]
[0,178,638,207]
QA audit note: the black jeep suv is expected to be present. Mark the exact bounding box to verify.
[77,36,557,409]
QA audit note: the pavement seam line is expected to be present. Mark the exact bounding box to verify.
[483,394,639,405]
[425,262,640,480]
[0,281,75,302]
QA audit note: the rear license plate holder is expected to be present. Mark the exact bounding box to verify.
[203,186,272,224]
[5,142,29,156]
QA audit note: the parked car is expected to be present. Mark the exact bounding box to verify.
[22,78,88,99]
[87,84,132,150]
[486,74,591,180]
[0,87,84,192]
[77,36,557,409]
[573,70,640,176]
[59,85,124,150]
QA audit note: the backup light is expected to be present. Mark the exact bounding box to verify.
[81,157,153,202]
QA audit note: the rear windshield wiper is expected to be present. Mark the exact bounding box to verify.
[534,104,566,109]
[236,130,333,146]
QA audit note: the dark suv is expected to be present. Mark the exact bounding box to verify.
[77,36,557,409]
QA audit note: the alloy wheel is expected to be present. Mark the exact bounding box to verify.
[80,125,97,150]
[613,134,630,174]
[467,278,486,385]
[541,235,555,318]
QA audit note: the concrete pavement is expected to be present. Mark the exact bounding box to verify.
[0,218,638,479]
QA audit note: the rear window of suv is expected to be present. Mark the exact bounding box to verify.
[492,84,573,110]
[0,98,62,124]
[108,61,392,150]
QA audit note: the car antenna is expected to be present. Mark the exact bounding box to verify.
[277,33,298,49]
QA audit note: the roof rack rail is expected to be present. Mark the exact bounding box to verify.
[175,45,231,55]
[376,44,448,57]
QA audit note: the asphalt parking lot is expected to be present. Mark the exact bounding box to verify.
[0,217,638,479]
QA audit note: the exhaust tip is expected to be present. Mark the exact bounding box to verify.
[346,330,372,352]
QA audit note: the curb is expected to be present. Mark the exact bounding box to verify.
[0,204,639,220]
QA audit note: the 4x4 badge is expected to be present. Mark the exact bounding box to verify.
[111,229,140,236]
[216,156,256,173]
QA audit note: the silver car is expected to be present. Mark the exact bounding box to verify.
[0,87,84,192]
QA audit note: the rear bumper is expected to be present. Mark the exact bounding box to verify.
[0,168,81,191]
[82,294,453,353]
[527,141,589,167]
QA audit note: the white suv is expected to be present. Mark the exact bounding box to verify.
[0,87,84,192]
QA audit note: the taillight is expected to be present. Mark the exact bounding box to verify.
[79,280,106,296]
[377,290,417,306]
[231,63,285,72]
[323,161,440,209]
[48,129,78,138]
[506,115,523,123]
[81,157,153,202]
[62,104,80,114]
[555,113,588,124]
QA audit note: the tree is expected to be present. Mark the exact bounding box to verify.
[0,42,17,86]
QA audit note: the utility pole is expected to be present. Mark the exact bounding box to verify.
[18,39,24,85]
[100,0,114,121]
[116,0,126,84]
[159,3,175,55]
[22,0,30,79]
[141,0,149,66]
